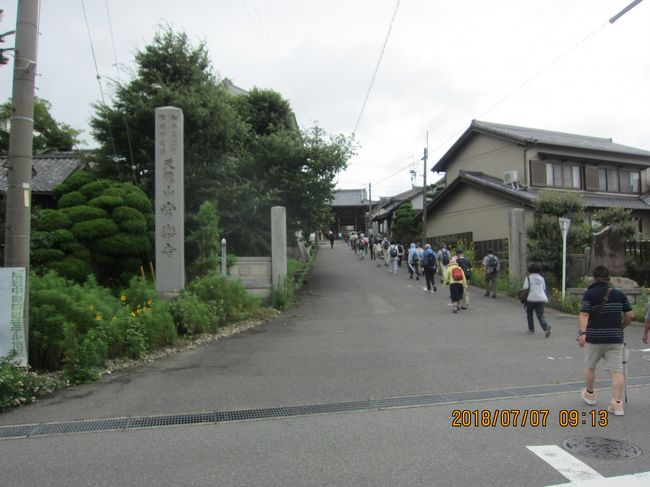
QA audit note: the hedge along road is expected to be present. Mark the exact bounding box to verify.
[1,239,649,427]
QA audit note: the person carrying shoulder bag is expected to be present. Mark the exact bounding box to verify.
[522,263,550,337]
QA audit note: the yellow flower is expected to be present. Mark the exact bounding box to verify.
[130,312,136,318]
[95,314,102,321]
[143,307,150,312]
[120,295,127,302]
[146,298,153,305]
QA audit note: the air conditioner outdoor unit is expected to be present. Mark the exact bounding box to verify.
[503,170,519,185]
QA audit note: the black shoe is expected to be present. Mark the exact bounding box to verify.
[492,294,496,298]
[545,325,551,338]
[433,286,437,292]
[460,306,467,310]
[484,292,489,297]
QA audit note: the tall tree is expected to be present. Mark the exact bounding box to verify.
[0,97,80,155]
[391,203,420,244]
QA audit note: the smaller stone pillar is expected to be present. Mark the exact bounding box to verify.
[271,206,287,288]
[508,208,527,282]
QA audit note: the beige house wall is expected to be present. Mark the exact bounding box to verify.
[444,134,524,183]
[426,185,526,241]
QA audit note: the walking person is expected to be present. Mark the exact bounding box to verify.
[482,249,500,298]
[437,243,451,284]
[388,240,399,274]
[397,242,405,267]
[643,299,650,344]
[329,231,335,249]
[373,239,383,267]
[523,263,551,337]
[422,244,438,293]
[455,249,472,309]
[445,256,467,313]
[382,238,390,266]
[578,266,634,416]
[407,243,421,280]
[358,237,365,259]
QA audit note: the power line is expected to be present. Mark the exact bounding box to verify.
[104,0,136,177]
[352,0,401,136]
[80,0,118,161]
[240,0,313,125]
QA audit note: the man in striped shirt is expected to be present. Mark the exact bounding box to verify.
[577,266,634,416]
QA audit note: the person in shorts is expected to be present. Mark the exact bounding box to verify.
[577,266,634,416]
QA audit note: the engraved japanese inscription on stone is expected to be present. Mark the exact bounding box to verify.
[155,107,185,296]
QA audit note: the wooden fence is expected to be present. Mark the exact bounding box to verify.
[624,240,650,262]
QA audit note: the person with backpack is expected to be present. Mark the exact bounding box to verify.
[388,240,399,273]
[482,249,500,298]
[358,237,366,259]
[455,249,472,309]
[422,244,438,293]
[397,242,405,267]
[578,266,634,416]
[522,263,551,337]
[407,243,421,280]
[381,238,390,266]
[445,256,467,313]
[373,238,383,267]
[437,243,452,284]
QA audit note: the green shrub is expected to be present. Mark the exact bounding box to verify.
[117,218,147,234]
[52,228,75,244]
[0,356,64,411]
[31,248,65,265]
[71,218,119,240]
[188,273,260,324]
[92,233,151,255]
[87,195,125,210]
[62,205,109,223]
[50,258,93,282]
[168,291,217,335]
[78,180,112,199]
[37,209,72,230]
[54,171,97,198]
[58,191,87,208]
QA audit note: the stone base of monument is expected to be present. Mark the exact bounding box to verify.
[229,257,273,299]
[158,291,181,301]
[568,277,647,305]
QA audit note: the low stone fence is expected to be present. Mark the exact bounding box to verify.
[567,287,648,304]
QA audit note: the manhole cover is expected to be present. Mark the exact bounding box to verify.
[562,437,642,460]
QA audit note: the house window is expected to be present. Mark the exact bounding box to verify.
[543,161,582,189]
[620,170,641,193]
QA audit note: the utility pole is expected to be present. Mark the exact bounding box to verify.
[4,0,40,354]
[368,182,372,236]
[421,132,428,244]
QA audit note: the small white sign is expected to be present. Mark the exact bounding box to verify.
[0,268,28,366]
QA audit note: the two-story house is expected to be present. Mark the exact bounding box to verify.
[425,120,650,258]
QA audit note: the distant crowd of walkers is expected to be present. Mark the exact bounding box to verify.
[331,230,650,418]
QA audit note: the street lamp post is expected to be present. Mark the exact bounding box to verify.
[558,217,571,300]
[221,238,227,276]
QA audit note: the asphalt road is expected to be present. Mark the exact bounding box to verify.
[2,240,649,486]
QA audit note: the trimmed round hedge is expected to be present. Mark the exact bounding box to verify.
[37,209,72,231]
[91,233,151,255]
[71,218,120,240]
[58,191,87,209]
[53,171,96,198]
[61,205,109,223]
[87,195,125,210]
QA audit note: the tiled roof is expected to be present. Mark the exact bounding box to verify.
[473,120,650,158]
[433,120,650,172]
[0,152,82,193]
[427,171,650,212]
[331,189,367,206]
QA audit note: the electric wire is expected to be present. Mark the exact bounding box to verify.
[368,6,615,191]
[240,0,312,126]
[352,0,401,136]
[80,0,118,161]
[104,0,137,178]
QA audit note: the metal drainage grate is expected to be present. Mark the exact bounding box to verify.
[2,376,650,440]
[563,437,643,460]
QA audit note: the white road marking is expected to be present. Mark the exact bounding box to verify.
[528,445,650,487]
[547,357,555,360]
[527,445,602,483]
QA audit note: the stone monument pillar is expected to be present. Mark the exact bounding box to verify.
[155,107,185,298]
[508,208,527,282]
[271,206,287,288]
[590,226,626,276]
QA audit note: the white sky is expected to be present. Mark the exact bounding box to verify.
[1,0,649,199]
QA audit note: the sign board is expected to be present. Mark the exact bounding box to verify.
[0,268,28,366]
